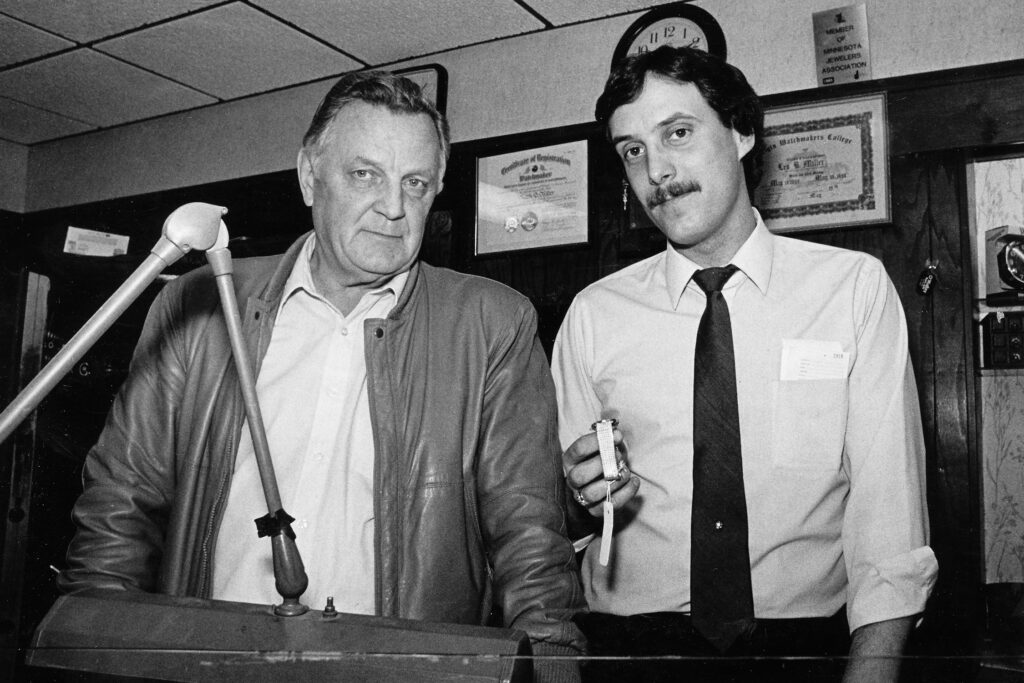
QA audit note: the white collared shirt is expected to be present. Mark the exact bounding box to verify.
[212,234,407,613]
[551,210,937,631]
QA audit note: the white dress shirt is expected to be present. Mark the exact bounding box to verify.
[551,210,937,632]
[212,234,407,613]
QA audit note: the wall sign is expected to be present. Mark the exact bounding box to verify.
[813,4,872,86]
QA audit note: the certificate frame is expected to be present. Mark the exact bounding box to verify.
[473,132,591,256]
[753,93,890,233]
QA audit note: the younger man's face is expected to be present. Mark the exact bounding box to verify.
[609,74,754,265]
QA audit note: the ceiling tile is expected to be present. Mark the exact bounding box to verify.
[0,96,94,144]
[95,3,361,99]
[0,0,224,43]
[524,0,679,26]
[0,14,75,67]
[0,49,217,127]
[250,0,545,64]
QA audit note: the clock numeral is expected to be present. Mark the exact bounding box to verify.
[615,8,725,66]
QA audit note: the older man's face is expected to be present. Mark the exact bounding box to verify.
[297,102,444,289]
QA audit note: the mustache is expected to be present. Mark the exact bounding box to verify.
[647,181,700,209]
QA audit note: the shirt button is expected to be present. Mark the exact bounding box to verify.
[340,327,348,336]
[314,451,324,461]
[374,328,384,338]
[297,519,309,530]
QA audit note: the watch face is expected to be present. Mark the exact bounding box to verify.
[627,18,708,56]
[999,241,1024,290]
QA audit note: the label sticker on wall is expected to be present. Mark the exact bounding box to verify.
[63,226,129,257]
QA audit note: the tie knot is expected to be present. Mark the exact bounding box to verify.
[693,265,738,294]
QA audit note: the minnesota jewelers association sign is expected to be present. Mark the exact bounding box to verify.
[813,4,872,86]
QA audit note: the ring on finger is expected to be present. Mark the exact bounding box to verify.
[574,489,588,507]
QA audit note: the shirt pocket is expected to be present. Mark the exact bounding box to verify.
[770,378,848,471]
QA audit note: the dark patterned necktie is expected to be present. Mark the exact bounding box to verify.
[690,265,755,652]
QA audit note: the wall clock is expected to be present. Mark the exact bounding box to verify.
[611,2,727,68]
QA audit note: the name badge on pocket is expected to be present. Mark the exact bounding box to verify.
[780,339,849,380]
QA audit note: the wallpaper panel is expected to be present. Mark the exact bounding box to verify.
[972,156,1024,584]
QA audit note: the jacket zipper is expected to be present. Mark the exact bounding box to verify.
[196,408,236,597]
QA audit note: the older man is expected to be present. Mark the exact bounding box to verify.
[60,70,585,681]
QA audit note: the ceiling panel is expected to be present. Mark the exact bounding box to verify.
[0,14,74,67]
[95,3,360,99]
[0,96,94,144]
[524,0,678,26]
[0,49,217,126]
[250,0,545,65]
[0,0,224,42]
[0,0,662,147]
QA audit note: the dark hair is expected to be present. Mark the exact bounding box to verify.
[302,69,450,161]
[595,46,764,196]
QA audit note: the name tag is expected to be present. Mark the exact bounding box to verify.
[780,339,848,380]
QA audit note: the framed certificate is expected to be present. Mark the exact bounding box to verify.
[474,137,590,255]
[754,93,890,233]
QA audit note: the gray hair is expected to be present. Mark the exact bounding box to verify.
[302,70,450,162]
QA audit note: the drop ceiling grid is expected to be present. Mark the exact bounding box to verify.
[0,0,687,145]
[0,96,94,143]
[0,50,217,127]
[0,13,74,67]
[0,0,226,43]
[95,3,361,100]
[249,0,547,65]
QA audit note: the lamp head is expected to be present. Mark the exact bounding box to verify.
[162,203,228,253]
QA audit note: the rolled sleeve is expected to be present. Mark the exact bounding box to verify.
[842,259,937,631]
[848,546,938,631]
[551,297,603,454]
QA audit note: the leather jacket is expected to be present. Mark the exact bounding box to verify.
[60,234,586,663]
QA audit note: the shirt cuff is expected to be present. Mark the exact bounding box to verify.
[847,545,938,632]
